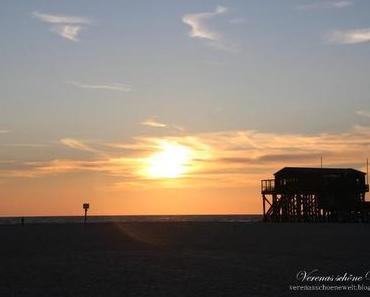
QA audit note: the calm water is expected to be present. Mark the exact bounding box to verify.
[0,215,262,225]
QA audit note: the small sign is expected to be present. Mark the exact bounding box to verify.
[83,203,89,210]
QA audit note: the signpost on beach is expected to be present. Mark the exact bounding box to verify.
[83,203,89,224]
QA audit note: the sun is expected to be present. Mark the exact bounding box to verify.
[144,142,191,179]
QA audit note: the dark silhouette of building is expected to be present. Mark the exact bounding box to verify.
[261,167,370,222]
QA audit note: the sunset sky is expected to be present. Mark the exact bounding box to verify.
[1,0,370,216]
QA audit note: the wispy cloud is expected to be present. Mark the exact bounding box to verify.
[60,138,98,153]
[32,11,90,24]
[140,119,185,131]
[182,6,227,40]
[333,1,353,8]
[326,28,370,44]
[32,11,91,42]
[182,6,238,53]
[67,81,132,92]
[298,1,353,10]
[141,119,167,128]
[0,129,10,134]
[51,25,82,42]
[356,110,370,118]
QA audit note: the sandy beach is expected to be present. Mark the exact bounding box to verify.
[0,222,369,297]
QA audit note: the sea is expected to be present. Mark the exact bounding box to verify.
[0,215,262,225]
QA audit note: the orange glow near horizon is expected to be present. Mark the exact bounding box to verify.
[1,127,370,216]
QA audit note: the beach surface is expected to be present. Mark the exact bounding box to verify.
[0,222,369,296]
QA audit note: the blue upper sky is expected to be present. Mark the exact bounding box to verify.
[1,0,370,155]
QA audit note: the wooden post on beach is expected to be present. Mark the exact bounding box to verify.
[83,203,90,224]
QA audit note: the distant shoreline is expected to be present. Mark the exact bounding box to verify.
[0,214,262,225]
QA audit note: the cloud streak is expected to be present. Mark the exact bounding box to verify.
[298,1,353,10]
[67,81,132,92]
[60,138,98,153]
[141,119,167,128]
[327,28,370,44]
[32,12,90,24]
[140,119,185,131]
[32,11,90,42]
[356,110,370,118]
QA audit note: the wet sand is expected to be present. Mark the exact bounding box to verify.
[0,222,369,296]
